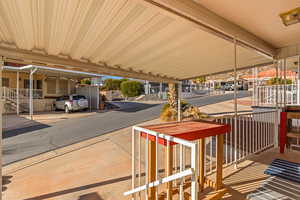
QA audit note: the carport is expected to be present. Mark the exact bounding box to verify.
[0,0,299,200]
[2,64,102,119]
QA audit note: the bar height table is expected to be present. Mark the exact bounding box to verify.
[141,120,230,200]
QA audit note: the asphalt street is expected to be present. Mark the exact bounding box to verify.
[3,91,250,165]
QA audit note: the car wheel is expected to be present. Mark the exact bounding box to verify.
[65,105,70,113]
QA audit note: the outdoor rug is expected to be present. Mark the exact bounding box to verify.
[247,176,300,200]
[264,159,300,184]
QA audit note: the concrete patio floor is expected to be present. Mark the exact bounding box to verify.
[4,114,300,200]
[3,97,255,200]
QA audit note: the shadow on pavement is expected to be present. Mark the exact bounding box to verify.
[2,175,13,192]
[78,192,104,200]
[111,101,161,113]
[23,175,131,200]
[3,123,51,139]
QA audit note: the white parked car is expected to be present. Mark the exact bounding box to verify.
[55,94,89,113]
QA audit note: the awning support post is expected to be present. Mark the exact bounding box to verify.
[283,59,287,107]
[233,38,238,169]
[0,57,4,200]
[275,59,279,147]
[297,56,300,105]
[178,82,182,122]
[17,71,19,115]
[29,67,37,120]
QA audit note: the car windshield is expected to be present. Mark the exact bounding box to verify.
[73,95,86,100]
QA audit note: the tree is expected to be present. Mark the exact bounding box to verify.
[102,78,128,90]
[120,80,143,97]
[80,79,91,85]
[167,83,178,111]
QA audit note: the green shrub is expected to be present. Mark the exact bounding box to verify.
[80,79,91,85]
[102,78,128,91]
[266,77,292,85]
[120,80,143,97]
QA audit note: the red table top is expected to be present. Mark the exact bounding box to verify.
[140,120,230,146]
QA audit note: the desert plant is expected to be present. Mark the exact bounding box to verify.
[160,100,207,121]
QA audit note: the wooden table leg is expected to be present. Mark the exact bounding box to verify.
[148,140,156,200]
[199,138,205,192]
[165,144,173,200]
[216,134,224,190]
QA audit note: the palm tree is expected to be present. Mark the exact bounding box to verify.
[167,82,178,112]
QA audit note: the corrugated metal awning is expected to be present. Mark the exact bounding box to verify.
[0,0,272,82]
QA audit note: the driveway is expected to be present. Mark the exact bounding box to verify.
[3,91,250,165]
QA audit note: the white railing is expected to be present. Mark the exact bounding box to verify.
[125,111,278,199]
[2,87,17,101]
[212,111,277,170]
[254,84,300,106]
[124,126,199,200]
[2,87,43,99]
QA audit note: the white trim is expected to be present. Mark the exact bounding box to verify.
[133,126,195,148]
[124,169,193,196]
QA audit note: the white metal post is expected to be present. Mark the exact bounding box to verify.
[255,67,258,106]
[298,56,300,105]
[178,82,182,122]
[191,143,198,200]
[0,57,3,200]
[30,70,33,120]
[275,60,279,147]
[29,67,37,120]
[89,86,92,112]
[283,59,287,107]
[17,71,20,115]
[131,127,136,200]
[233,38,238,169]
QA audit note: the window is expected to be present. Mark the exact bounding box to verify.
[24,79,42,89]
[72,95,86,100]
[59,79,68,94]
[36,80,42,89]
[47,78,56,94]
[2,78,9,87]
[24,79,30,89]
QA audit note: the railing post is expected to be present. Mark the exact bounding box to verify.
[191,142,198,200]
[131,127,136,200]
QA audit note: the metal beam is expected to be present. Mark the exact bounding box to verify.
[143,0,276,57]
[0,47,178,83]
[277,44,300,59]
[181,61,273,80]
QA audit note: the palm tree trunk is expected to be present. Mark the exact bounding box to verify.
[168,83,178,112]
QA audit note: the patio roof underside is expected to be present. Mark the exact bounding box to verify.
[0,0,297,82]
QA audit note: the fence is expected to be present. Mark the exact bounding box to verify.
[2,87,43,100]
[125,110,278,199]
[125,126,199,200]
[254,84,300,106]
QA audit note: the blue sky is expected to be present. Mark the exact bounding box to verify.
[102,75,124,80]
